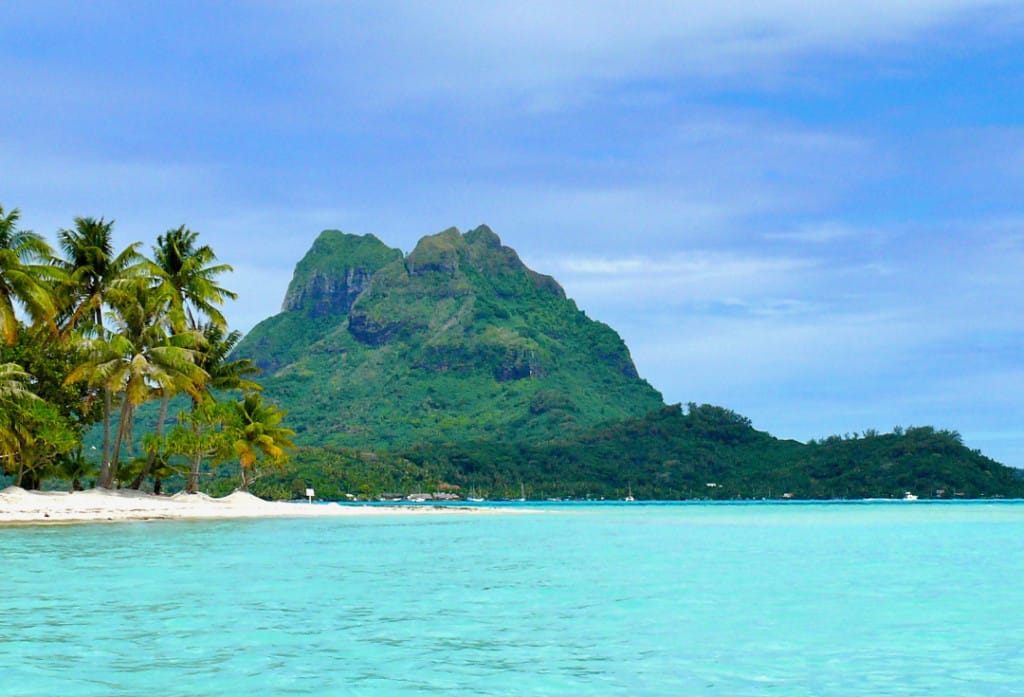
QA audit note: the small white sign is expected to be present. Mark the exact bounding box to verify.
[305,488,315,503]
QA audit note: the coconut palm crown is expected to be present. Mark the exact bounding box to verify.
[0,204,59,344]
[153,225,236,331]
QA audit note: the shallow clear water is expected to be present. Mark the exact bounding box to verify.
[2,502,1024,696]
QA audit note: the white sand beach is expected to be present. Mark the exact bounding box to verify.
[0,486,489,525]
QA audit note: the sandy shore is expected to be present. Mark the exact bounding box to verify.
[0,486,490,525]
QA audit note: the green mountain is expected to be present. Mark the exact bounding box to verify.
[235,226,665,449]
[231,225,1024,500]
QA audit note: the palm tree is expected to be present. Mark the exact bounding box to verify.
[180,323,262,491]
[56,216,145,472]
[226,392,295,492]
[0,361,36,402]
[182,323,262,493]
[137,227,238,491]
[0,362,38,465]
[0,204,58,344]
[136,324,260,491]
[57,216,146,334]
[197,324,262,396]
[66,281,207,487]
[0,363,75,488]
[152,225,236,331]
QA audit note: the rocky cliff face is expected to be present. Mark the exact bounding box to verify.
[282,267,376,317]
[280,231,402,318]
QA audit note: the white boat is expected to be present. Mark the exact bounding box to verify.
[625,483,635,502]
[902,492,919,501]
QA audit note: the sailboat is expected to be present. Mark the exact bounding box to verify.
[625,483,635,502]
[516,482,526,502]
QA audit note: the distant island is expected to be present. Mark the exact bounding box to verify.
[3,205,1022,500]
[230,226,1024,501]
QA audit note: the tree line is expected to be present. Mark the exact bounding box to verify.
[0,203,294,493]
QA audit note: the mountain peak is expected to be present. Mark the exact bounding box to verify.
[281,230,402,317]
[235,224,663,448]
[464,224,501,248]
[405,227,466,276]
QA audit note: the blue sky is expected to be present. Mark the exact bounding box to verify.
[3,1,1023,466]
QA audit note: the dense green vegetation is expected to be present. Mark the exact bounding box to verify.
[233,404,1022,501]
[0,203,294,492]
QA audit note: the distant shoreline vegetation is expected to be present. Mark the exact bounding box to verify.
[4,208,1022,501]
[217,406,1022,502]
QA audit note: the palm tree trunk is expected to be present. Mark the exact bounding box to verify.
[106,399,133,488]
[126,405,135,461]
[99,314,111,480]
[98,385,113,488]
[186,449,203,493]
[132,391,170,489]
[185,418,201,493]
[185,398,202,494]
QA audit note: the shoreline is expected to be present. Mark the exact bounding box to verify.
[0,486,498,525]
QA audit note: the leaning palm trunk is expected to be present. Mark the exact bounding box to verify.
[185,398,202,494]
[186,450,203,494]
[97,386,113,487]
[105,399,133,488]
[99,309,112,483]
[131,391,170,489]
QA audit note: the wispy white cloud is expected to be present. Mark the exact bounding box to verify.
[258,1,1024,110]
[544,250,815,308]
[766,221,876,244]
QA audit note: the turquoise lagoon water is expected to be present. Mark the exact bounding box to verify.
[2,501,1024,696]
